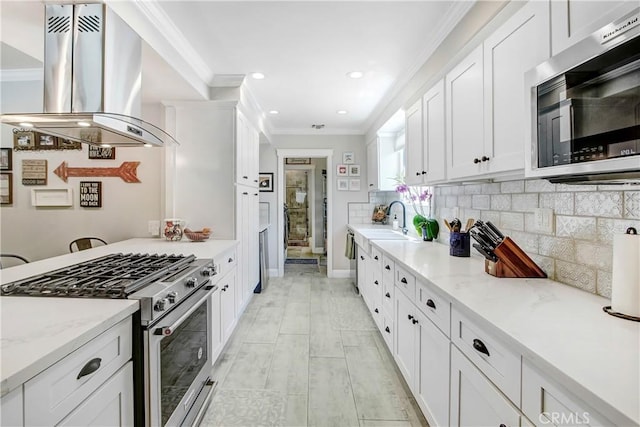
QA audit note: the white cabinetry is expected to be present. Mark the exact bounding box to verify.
[236,110,260,187]
[1,386,23,427]
[446,1,550,180]
[366,139,380,191]
[236,187,259,313]
[394,290,450,427]
[450,345,522,427]
[220,266,237,342]
[405,99,424,186]
[367,134,402,192]
[210,285,223,361]
[23,317,133,427]
[551,0,638,55]
[445,45,485,180]
[483,0,550,175]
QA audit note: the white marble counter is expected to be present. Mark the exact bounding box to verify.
[0,237,238,398]
[371,239,640,425]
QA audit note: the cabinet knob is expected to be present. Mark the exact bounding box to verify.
[482,155,490,162]
[385,265,391,270]
[421,171,427,175]
[407,314,414,320]
[360,255,365,260]
[369,184,374,187]
[374,255,379,260]
[228,257,234,263]
[243,175,248,179]
[426,299,436,309]
[412,318,418,325]
[77,357,102,380]
[374,280,379,285]
[415,171,421,176]
[243,192,249,195]
[400,277,407,284]
[473,158,481,164]
[499,424,507,427]
[473,338,490,357]
[374,308,379,313]
[385,292,391,298]
[385,326,390,333]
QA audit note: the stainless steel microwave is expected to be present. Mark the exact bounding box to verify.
[525,8,640,184]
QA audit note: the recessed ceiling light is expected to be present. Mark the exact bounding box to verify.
[100,143,111,148]
[251,72,265,80]
[347,71,364,79]
[77,121,90,127]
[269,110,279,115]
[19,122,33,128]
[143,143,153,148]
[336,110,348,115]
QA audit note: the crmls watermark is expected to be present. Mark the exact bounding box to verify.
[539,412,591,425]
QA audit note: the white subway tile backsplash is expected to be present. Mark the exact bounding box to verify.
[576,242,612,271]
[500,212,524,231]
[491,194,511,211]
[596,270,612,298]
[556,184,593,192]
[508,231,539,253]
[482,183,502,194]
[555,260,596,293]
[440,186,453,195]
[480,210,501,224]
[500,180,524,193]
[531,254,554,279]
[575,192,623,218]
[555,216,597,241]
[511,194,538,212]
[458,195,472,208]
[540,193,574,215]
[472,195,491,210]
[461,209,481,223]
[446,195,458,208]
[596,217,640,244]
[539,236,575,262]
[624,191,640,219]
[525,179,556,193]
[464,184,483,195]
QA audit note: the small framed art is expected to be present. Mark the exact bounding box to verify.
[342,152,354,164]
[259,173,274,192]
[0,148,12,171]
[337,178,348,191]
[348,164,360,176]
[337,164,348,177]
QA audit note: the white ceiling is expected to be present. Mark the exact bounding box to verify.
[0,1,474,136]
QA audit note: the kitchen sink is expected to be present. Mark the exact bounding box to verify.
[355,228,419,241]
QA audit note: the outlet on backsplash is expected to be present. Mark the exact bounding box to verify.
[533,208,554,234]
[148,220,160,237]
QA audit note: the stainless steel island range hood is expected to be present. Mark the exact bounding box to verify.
[1,3,178,147]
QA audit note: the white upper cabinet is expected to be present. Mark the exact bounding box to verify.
[367,138,380,191]
[422,79,446,184]
[445,45,484,180]
[367,135,400,192]
[551,0,638,55]
[236,110,259,188]
[483,0,550,175]
[405,99,424,186]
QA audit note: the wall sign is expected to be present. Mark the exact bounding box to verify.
[88,145,116,159]
[0,173,12,204]
[54,161,141,183]
[79,181,102,207]
[22,159,47,185]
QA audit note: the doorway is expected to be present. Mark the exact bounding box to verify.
[277,149,333,278]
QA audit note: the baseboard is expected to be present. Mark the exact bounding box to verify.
[268,268,280,277]
[330,269,352,279]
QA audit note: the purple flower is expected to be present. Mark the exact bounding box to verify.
[419,190,432,201]
[395,184,409,193]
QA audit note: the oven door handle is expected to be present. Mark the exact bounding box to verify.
[154,281,215,336]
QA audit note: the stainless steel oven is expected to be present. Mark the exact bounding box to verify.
[142,281,216,427]
[525,7,640,183]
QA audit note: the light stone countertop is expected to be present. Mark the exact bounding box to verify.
[369,238,639,426]
[0,238,238,398]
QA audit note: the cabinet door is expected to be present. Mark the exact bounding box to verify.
[1,387,23,427]
[446,45,484,180]
[405,99,424,186]
[210,287,223,362]
[415,310,450,427]
[236,188,249,312]
[357,247,369,302]
[551,0,638,55]
[393,291,417,387]
[483,0,550,175]
[423,79,446,184]
[249,191,260,295]
[59,362,134,427]
[450,346,521,427]
[221,269,237,341]
[236,110,259,187]
[367,138,379,191]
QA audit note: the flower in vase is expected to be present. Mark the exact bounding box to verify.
[393,176,438,239]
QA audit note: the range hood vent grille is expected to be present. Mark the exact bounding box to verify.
[47,16,70,33]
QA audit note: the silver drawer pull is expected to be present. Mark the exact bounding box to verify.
[77,357,101,380]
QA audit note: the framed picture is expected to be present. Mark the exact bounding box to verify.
[0,148,12,171]
[58,138,82,150]
[349,179,361,191]
[336,164,348,177]
[13,130,35,150]
[21,159,47,185]
[36,133,57,150]
[259,172,274,192]
[348,164,361,176]
[337,178,348,191]
[0,173,12,204]
[89,145,116,159]
[79,181,102,207]
[285,157,311,165]
[343,152,355,164]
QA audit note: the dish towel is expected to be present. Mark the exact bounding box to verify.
[345,232,356,259]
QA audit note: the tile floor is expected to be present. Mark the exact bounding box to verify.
[201,264,428,427]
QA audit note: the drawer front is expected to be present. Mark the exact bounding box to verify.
[218,247,238,278]
[381,313,393,351]
[25,317,132,426]
[416,280,451,337]
[370,247,383,268]
[451,308,521,406]
[382,254,395,284]
[382,277,394,318]
[395,265,416,300]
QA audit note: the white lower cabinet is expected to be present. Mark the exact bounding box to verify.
[1,386,23,427]
[58,362,134,427]
[210,285,223,362]
[394,290,450,426]
[220,267,237,342]
[450,345,522,427]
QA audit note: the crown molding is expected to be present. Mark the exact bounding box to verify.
[0,68,42,82]
[270,127,364,136]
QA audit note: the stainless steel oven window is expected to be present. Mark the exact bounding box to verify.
[145,284,214,427]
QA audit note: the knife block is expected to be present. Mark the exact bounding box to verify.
[484,237,547,278]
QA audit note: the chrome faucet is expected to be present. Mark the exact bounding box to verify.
[387,201,408,235]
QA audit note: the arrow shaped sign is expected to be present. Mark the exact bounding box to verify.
[54,161,141,183]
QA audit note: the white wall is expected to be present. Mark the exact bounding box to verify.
[260,134,367,274]
[0,79,163,262]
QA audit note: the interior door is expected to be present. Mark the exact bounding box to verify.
[285,169,309,245]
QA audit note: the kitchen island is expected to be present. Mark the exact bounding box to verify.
[0,237,238,400]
